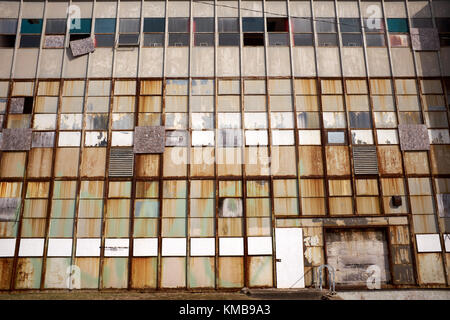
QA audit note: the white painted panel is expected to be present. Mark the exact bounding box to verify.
[245,130,268,146]
[218,113,241,129]
[190,238,215,256]
[76,238,101,257]
[58,131,81,147]
[384,1,407,18]
[192,131,215,146]
[351,130,374,145]
[248,236,272,255]
[111,131,133,146]
[104,238,129,257]
[377,130,399,145]
[275,228,304,288]
[33,114,57,130]
[244,113,268,129]
[299,130,321,145]
[19,238,45,257]
[219,237,244,256]
[416,234,442,253]
[272,130,294,146]
[445,235,450,252]
[0,238,16,257]
[162,238,187,256]
[342,48,366,77]
[133,238,158,257]
[85,131,108,147]
[47,239,72,257]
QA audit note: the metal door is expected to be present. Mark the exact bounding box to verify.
[275,228,305,288]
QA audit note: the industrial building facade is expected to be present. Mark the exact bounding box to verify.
[0,0,449,291]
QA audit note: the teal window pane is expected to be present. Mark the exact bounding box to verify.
[70,18,92,34]
[95,18,116,33]
[387,18,409,33]
[20,19,43,34]
[134,199,159,218]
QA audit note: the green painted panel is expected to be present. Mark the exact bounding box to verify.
[134,199,159,217]
[133,218,158,237]
[102,258,128,289]
[249,256,273,287]
[78,199,103,218]
[189,257,215,288]
[246,198,271,217]
[51,199,76,218]
[105,218,130,237]
[49,219,74,237]
[15,258,42,289]
[161,218,186,237]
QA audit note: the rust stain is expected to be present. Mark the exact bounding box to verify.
[141,80,162,95]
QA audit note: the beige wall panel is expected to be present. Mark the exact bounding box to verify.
[217,47,240,77]
[293,47,316,77]
[341,48,366,77]
[143,1,165,17]
[39,49,63,78]
[89,49,113,78]
[166,48,189,77]
[0,1,19,18]
[243,47,266,77]
[367,48,391,77]
[115,50,138,78]
[14,49,39,79]
[95,1,117,18]
[391,48,415,77]
[119,1,141,18]
[0,49,13,78]
[193,1,214,17]
[415,52,441,77]
[241,1,263,17]
[140,48,164,77]
[217,1,239,17]
[191,48,214,77]
[22,1,44,18]
[268,47,291,77]
[168,1,190,17]
[317,48,341,77]
[64,52,88,78]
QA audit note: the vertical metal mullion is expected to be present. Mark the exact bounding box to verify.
[213,0,218,290]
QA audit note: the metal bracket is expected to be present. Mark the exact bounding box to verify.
[316,264,336,294]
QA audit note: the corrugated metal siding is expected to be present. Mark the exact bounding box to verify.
[109,148,134,177]
[352,146,379,175]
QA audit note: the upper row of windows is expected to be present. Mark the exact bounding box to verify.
[0,17,449,48]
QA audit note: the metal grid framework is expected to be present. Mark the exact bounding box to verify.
[0,0,448,290]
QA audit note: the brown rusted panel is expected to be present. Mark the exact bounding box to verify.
[23,199,48,218]
[218,218,243,236]
[392,245,412,265]
[15,258,43,289]
[219,180,242,197]
[246,217,271,236]
[321,79,342,94]
[271,146,297,176]
[135,181,159,199]
[274,198,298,215]
[190,147,215,177]
[370,79,392,95]
[412,215,438,233]
[298,146,323,176]
[218,257,244,288]
[74,257,100,289]
[410,195,435,214]
[377,146,403,175]
[429,145,450,175]
[37,81,60,96]
[27,148,52,178]
[355,179,378,196]
[246,180,269,198]
[0,258,13,290]
[328,180,352,196]
[346,80,368,94]
[389,226,410,245]
[301,198,326,216]
[244,147,270,176]
[356,197,381,215]
[131,257,157,289]
[54,148,79,177]
[381,178,405,196]
[163,147,187,177]
[138,96,161,113]
[26,182,50,198]
[0,152,26,178]
[80,148,106,178]
[392,264,415,285]
[140,80,162,95]
[273,179,297,198]
[21,218,47,237]
[136,154,159,177]
[106,199,131,218]
[294,79,317,95]
[53,181,77,199]
[160,257,186,288]
[80,181,104,199]
[188,257,215,288]
[102,258,128,289]
[404,152,430,175]
[190,180,215,199]
[328,197,353,215]
[76,219,102,237]
[216,147,242,176]
[0,182,22,198]
[326,146,350,176]
[108,181,132,198]
[417,253,446,284]
[300,179,324,197]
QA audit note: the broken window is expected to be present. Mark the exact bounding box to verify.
[85,131,107,147]
[243,33,264,46]
[0,19,17,48]
[10,97,33,114]
[69,18,91,43]
[95,18,116,47]
[351,130,374,145]
[349,112,372,129]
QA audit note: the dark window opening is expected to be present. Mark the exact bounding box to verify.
[411,18,433,29]
[440,35,450,47]
[168,33,189,46]
[349,112,372,129]
[267,18,288,32]
[218,18,239,32]
[242,17,264,32]
[436,18,450,33]
[45,19,66,35]
[292,18,312,33]
[219,33,239,46]
[366,34,385,47]
[315,18,336,33]
[193,18,214,33]
[143,33,164,47]
[243,33,264,46]
[339,18,361,33]
[0,19,18,34]
[70,34,90,41]
[19,34,41,48]
[268,33,289,46]
[0,35,16,47]
[119,18,140,33]
[118,33,140,46]
[23,97,33,114]
[95,34,115,47]
[293,33,313,46]
[342,33,363,47]
[168,18,189,32]
[194,33,214,46]
[21,18,43,34]
[144,18,165,32]
[95,18,116,33]
[317,33,338,47]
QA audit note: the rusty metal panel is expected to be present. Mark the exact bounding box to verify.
[430,145,450,175]
[48,219,74,237]
[420,80,443,94]
[408,178,432,196]
[80,148,106,177]
[161,218,186,237]
[417,253,446,284]
[274,198,298,215]
[392,264,415,285]
[435,178,450,194]
[131,257,157,289]
[50,200,75,218]
[355,179,378,196]
[0,152,26,178]
[23,199,47,218]
[328,197,353,215]
[398,124,430,151]
[326,146,350,176]
[134,199,159,218]
[410,195,435,214]
[219,180,242,197]
[0,198,20,221]
[437,194,450,218]
[218,218,243,237]
[52,181,76,200]
[381,178,405,196]
[300,179,325,197]
[161,199,186,218]
[190,199,214,218]
[188,257,215,288]
[136,154,159,177]
[104,219,130,237]
[140,80,162,95]
[7,114,32,129]
[37,81,60,96]
[217,147,242,176]
[78,200,103,218]
[412,214,438,233]
[190,180,214,199]
[108,181,131,198]
[1,128,31,151]
[404,151,429,175]
[70,37,95,57]
[411,28,440,51]
[44,257,71,289]
[74,257,99,288]
[392,245,412,265]
[54,148,79,177]
[106,199,131,218]
[356,197,381,214]
[370,79,392,95]
[135,181,158,199]
[248,256,273,287]
[133,218,158,237]
[390,226,410,245]
[189,217,214,237]
[161,257,186,288]
[247,217,271,236]
[298,146,323,176]
[62,80,85,97]
[352,145,378,175]
[328,180,352,196]
[301,198,326,215]
[377,146,403,174]
[163,147,188,177]
[273,179,297,198]
[76,220,102,237]
[218,257,244,288]
[246,180,269,198]
[294,79,317,95]
[346,80,368,94]
[246,198,271,217]
[101,257,128,289]
[138,96,161,113]
[321,79,342,94]
[190,147,215,177]
[0,258,13,289]
[79,181,104,199]
[15,258,43,289]
[325,229,391,286]
[109,148,134,177]
[321,95,344,111]
[0,182,22,198]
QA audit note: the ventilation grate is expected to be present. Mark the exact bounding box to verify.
[109,148,134,177]
[352,146,378,175]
